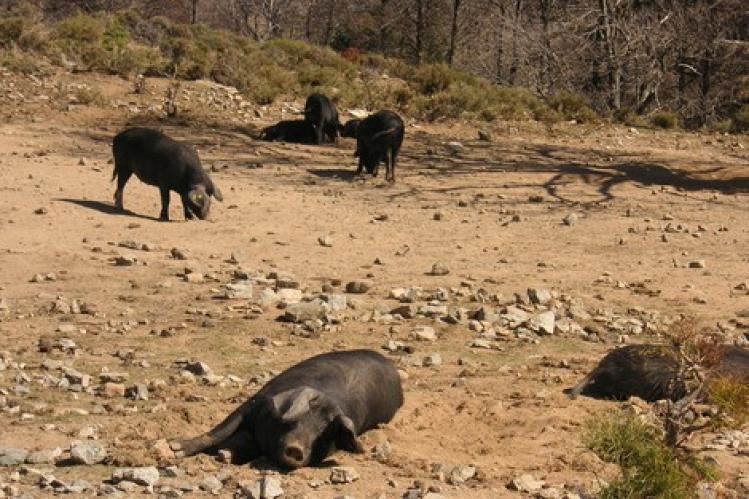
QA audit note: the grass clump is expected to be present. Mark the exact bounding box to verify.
[584,411,714,498]
[548,91,598,123]
[730,104,749,133]
[650,111,680,129]
[708,378,749,428]
[0,17,25,47]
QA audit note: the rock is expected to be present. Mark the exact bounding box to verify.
[345,280,372,294]
[171,248,189,260]
[63,368,91,387]
[509,474,545,493]
[224,281,254,299]
[321,293,347,311]
[255,288,279,307]
[114,255,136,266]
[0,448,28,466]
[529,311,556,335]
[689,260,706,269]
[282,300,330,323]
[25,447,62,465]
[411,325,437,341]
[478,130,492,141]
[125,384,149,400]
[102,382,126,398]
[318,235,333,247]
[448,465,476,485]
[428,262,450,276]
[330,466,359,484]
[373,440,392,462]
[184,361,212,376]
[276,288,303,304]
[527,288,552,305]
[199,475,223,494]
[423,353,442,367]
[111,467,160,487]
[34,207,48,215]
[70,441,107,465]
[184,273,204,284]
[562,213,579,225]
[152,439,174,461]
[237,476,283,498]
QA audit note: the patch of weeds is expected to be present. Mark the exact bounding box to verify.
[612,107,646,127]
[707,378,749,428]
[548,91,598,123]
[650,111,680,129]
[0,48,50,74]
[0,17,25,47]
[54,83,106,107]
[730,104,749,133]
[584,411,715,498]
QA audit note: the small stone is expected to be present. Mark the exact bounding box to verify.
[448,465,476,485]
[125,383,149,400]
[689,260,706,269]
[423,353,442,367]
[411,325,437,341]
[70,441,107,465]
[114,255,136,266]
[478,130,492,141]
[283,300,330,323]
[276,288,303,304]
[199,475,223,494]
[78,157,87,166]
[238,476,283,498]
[433,211,443,220]
[509,474,545,493]
[562,213,578,225]
[171,248,189,260]
[34,207,48,215]
[330,466,360,484]
[527,288,552,305]
[25,447,62,465]
[184,361,212,376]
[111,466,160,487]
[102,382,126,398]
[224,281,253,299]
[318,235,333,247]
[529,311,555,335]
[184,273,204,284]
[152,439,174,461]
[345,281,372,294]
[428,262,450,276]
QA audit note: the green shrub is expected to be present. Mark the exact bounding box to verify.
[0,17,25,47]
[0,48,49,74]
[412,63,475,95]
[650,111,680,129]
[708,378,749,428]
[54,13,103,44]
[584,411,714,498]
[730,104,749,133]
[17,25,49,52]
[548,91,598,123]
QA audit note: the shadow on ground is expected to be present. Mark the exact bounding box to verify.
[57,198,158,221]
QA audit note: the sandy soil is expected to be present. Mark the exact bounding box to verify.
[0,70,747,498]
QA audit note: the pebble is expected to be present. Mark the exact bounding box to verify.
[345,280,372,294]
[283,300,330,323]
[411,325,437,341]
[24,447,61,465]
[527,287,552,305]
[171,247,189,260]
[318,235,333,247]
[34,207,48,215]
[237,476,283,498]
[509,474,545,493]
[689,260,706,269]
[111,466,160,487]
[114,255,136,266]
[199,475,223,494]
[562,213,578,225]
[70,441,107,465]
[529,311,556,335]
[0,448,28,466]
[429,262,450,276]
[330,466,360,484]
[423,353,442,367]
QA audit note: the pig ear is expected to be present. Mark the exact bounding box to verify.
[333,411,363,453]
[272,387,321,423]
[212,185,223,202]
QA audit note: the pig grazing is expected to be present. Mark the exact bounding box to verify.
[568,344,749,402]
[260,120,316,144]
[169,349,403,469]
[112,127,222,221]
[355,110,404,182]
[340,118,361,138]
[304,93,340,144]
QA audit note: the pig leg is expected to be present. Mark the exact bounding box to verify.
[114,169,132,210]
[388,147,398,183]
[180,194,195,220]
[159,187,171,221]
[356,155,364,176]
[170,409,246,458]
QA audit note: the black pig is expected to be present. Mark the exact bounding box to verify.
[260,120,317,144]
[169,349,403,469]
[354,110,404,182]
[304,93,340,144]
[112,127,222,221]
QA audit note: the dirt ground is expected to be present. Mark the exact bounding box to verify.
[0,70,747,498]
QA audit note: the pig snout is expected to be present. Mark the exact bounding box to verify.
[280,443,306,469]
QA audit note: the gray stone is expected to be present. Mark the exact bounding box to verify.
[125,384,149,400]
[276,288,303,304]
[318,235,333,247]
[114,255,137,266]
[423,353,442,367]
[171,248,189,260]
[562,213,579,226]
[529,311,556,335]
[689,260,706,269]
[25,447,62,465]
[237,476,283,498]
[411,325,437,341]
[255,288,279,307]
[70,441,107,465]
[527,288,552,305]
[330,466,359,484]
[322,294,347,311]
[199,475,223,494]
[509,474,545,493]
[184,361,212,376]
[0,448,28,466]
[224,281,253,299]
[283,300,330,323]
[448,465,476,485]
[111,466,160,486]
[429,262,450,276]
[345,280,372,294]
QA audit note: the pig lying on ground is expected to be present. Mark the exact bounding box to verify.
[169,349,404,469]
[260,120,317,144]
[112,127,222,221]
[355,110,404,182]
[567,344,749,401]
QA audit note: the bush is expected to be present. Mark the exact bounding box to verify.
[612,107,647,127]
[708,378,749,428]
[650,111,680,129]
[0,17,25,47]
[54,13,103,44]
[584,411,714,498]
[548,91,598,123]
[730,104,749,133]
[0,49,49,74]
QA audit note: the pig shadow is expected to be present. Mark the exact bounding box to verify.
[57,198,158,221]
[307,168,359,181]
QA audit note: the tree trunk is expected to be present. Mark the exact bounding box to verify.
[416,0,425,64]
[379,0,390,52]
[495,2,505,83]
[508,0,522,84]
[538,0,553,95]
[598,0,621,109]
[191,0,198,24]
[447,0,462,66]
[700,49,713,125]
